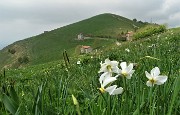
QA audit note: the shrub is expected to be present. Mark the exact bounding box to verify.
[18,56,29,64]
[22,56,29,64]
[133,18,137,22]
[8,49,16,54]
[134,25,166,39]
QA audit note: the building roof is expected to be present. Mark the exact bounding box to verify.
[82,46,91,49]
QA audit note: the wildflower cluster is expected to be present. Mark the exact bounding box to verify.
[98,58,135,95]
[98,58,168,95]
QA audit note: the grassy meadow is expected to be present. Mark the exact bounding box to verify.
[0,27,179,114]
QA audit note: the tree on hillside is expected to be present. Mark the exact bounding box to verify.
[133,18,137,22]
[8,49,16,54]
[121,31,124,35]
[18,56,29,64]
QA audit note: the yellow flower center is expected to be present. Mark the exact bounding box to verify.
[149,78,156,84]
[99,87,105,93]
[106,65,112,72]
[122,71,128,77]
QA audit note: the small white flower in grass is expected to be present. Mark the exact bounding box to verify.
[125,48,130,52]
[145,67,168,87]
[99,58,119,73]
[77,61,81,65]
[119,62,135,79]
[116,41,121,46]
[99,72,123,95]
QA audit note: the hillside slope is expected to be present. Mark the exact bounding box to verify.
[0,13,146,69]
[2,27,180,114]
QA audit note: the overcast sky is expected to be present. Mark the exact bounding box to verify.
[0,0,180,49]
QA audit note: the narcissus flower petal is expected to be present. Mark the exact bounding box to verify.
[103,77,117,88]
[119,62,135,79]
[151,67,160,77]
[105,85,123,95]
[99,58,119,73]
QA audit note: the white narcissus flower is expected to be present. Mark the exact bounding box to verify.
[145,67,168,87]
[99,72,123,95]
[99,58,119,73]
[125,48,130,52]
[77,61,81,65]
[119,62,135,79]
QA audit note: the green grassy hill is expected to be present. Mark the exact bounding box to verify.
[0,13,146,69]
[0,27,179,114]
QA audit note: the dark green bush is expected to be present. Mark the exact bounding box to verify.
[18,56,29,64]
[134,25,166,39]
[8,49,16,54]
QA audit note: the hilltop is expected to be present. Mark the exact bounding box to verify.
[0,13,147,69]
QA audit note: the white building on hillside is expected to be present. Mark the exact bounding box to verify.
[78,33,84,40]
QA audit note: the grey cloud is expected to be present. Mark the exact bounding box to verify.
[0,3,96,25]
[0,0,180,49]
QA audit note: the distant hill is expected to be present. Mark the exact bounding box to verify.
[0,13,147,69]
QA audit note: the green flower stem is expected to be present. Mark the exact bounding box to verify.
[137,74,140,115]
[122,76,128,114]
[150,86,154,115]
[109,95,112,115]
[76,104,81,115]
